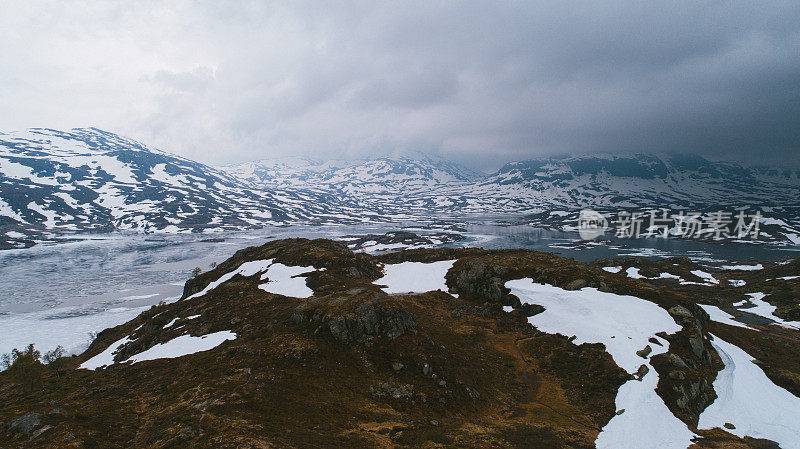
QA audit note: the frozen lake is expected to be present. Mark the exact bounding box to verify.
[2,219,798,360]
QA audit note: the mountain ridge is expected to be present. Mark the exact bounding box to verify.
[221,151,485,194]
[2,128,799,249]
[0,128,372,249]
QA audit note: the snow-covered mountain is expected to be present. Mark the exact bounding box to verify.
[295,153,796,217]
[222,156,348,190]
[0,128,369,248]
[226,153,800,215]
[2,128,799,249]
[458,153,800,211]
[222,152,484,195]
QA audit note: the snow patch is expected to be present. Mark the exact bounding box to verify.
[698,336,800,448]
[767,275,800,281]
[126,331,237,363]
[690,270,719,284]
[163,317,179,328]
[186,259,276,299]
[698,304,750,329]
[258,263,315,298]
[187,258,318,299]
[720,264,763,271]
[742,293,800,329]
[79,336,133,370]
[625,267,645,279]
[377,260,456,294]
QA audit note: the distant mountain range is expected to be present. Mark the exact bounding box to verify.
[223,152,483,193]
[224,152,800,212]
[1,128,799,248]
[479,154,800,210]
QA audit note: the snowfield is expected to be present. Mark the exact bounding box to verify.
[504,279,693,449]
[698,336,800,448]
[506,279,800,448]
[376,260,456,294]
[504,280,681,373]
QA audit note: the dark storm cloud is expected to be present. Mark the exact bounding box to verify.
[1,1,798,170]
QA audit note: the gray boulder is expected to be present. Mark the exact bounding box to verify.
[8,412,42,436]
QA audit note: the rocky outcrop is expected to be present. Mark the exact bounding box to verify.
[563,278,588,290]
[291,299,418,343]
[650,305,724,426]
[446,259,512,304]
[327,301,417,343]
[6,412,41,436]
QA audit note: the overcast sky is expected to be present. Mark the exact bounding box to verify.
[1,1,798,171]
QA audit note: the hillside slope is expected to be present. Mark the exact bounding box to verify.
[2,239,799,447]
[0,128,368,249]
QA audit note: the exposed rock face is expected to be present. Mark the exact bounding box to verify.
[292,298,418,343]
[651,304,724,425]
[446,259,512,304]
[6,412,41,436]
[328,301,417,342]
